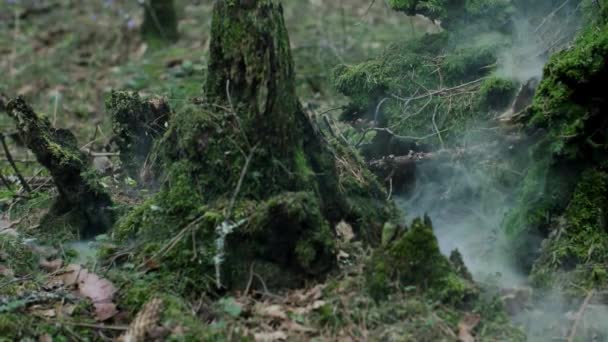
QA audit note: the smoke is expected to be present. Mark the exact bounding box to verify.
[393,1,608,339]
[395,135,527,287]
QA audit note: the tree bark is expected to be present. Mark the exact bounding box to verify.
[6,97,114,237]
[141,0,179,45]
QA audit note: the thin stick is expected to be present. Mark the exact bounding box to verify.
[391,77,488,103]
[0,134,31,193]
[567,290,594,342]
[56,321,128,331]
[431,104,444,148]
[0,171,13,191]
[226,143,259,218]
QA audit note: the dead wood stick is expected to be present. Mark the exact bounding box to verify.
[0,171,13,191]
[567,290,594,342]
[391,77,488,103]
[368,145,484,171]
[0,133,31,193]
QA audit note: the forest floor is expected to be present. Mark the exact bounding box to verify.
[0,0,604,341]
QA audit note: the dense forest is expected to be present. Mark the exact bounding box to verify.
[1,0,607,341]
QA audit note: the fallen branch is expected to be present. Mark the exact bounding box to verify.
[567,290,594,342]
[5,97,114,236]
[0,133,31,193]
[368,146,485,171]
[391,77,488,103]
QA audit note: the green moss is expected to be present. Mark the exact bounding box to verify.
[478,76,517,110]
[530,169,608,291]
[366,216,477,304]
[528,14,608,160]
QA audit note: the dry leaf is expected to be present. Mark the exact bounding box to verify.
[60,303,76,316]
[31,308,56,318]
[258,304,288,321]
[57,264,118,321]
[254,331,287,342]
[335,220,354,243]
[39,258,63,272]
[38,333,52,342]
[285,321,316,333]
[0,264,14,278]
[17,84,35,96]
[0,228,19,237]
[311,300,326,310]
[458,314,481,342]
[118,298,164,342]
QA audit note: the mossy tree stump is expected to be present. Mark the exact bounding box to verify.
[118,0,394,293]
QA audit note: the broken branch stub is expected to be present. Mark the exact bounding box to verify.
[107,91,170,182]
[6,97,114,236]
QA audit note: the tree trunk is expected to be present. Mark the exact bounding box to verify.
[205,0,309,158]
[119,0,395,292]
[141,0,179,46]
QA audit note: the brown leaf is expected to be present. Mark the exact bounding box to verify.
[118,298,164,342]
[94,302,118,321]
[60,303,76,317]
[38,334,53,342]
[458,314,481,342]
[284,321,316,334]
[17,84,35,96]
[0,264,14,278]
[254,331,287,342]
[31,308,56,318]
[258,304,288,321]
[56,264,118,321]
[39,258,63,272]
[336,220,354,243]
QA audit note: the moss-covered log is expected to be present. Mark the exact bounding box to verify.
[5,97,114,237]
[141,0,179,46]
[117,0,395,294]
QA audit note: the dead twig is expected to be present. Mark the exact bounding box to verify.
[567,290,594,342]
[0,133,31,193]
[56,321,128,332]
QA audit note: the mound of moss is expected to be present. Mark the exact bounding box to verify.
[111,0,396,297]
[366,216,478,305]
[503,1,608,291]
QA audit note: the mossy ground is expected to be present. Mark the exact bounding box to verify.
[502,0,608,294]
[0,0,586,340]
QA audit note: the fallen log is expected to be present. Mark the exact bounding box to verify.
[5,97,114,237]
